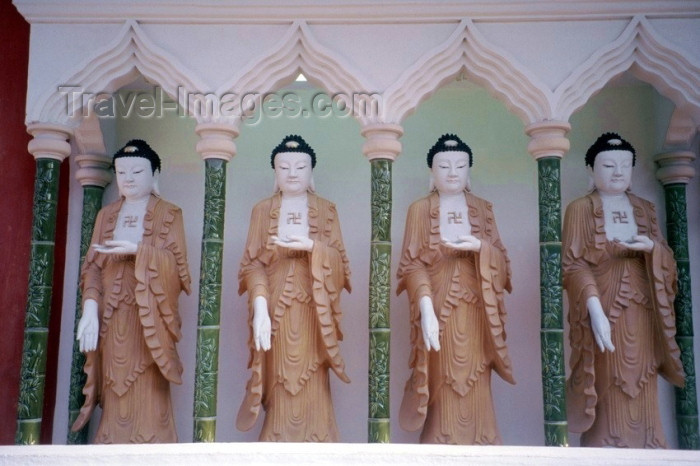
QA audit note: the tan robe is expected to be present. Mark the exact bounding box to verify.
[72,195,191,443]
[563,191,683,448]
[236,193,351,442]
[397,191,514,445]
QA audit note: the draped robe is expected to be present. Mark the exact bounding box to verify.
[72,194,191,443]
[236,193,351,442]
[397,191,514,445]
[563,190,684,448]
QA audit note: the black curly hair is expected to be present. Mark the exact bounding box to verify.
[113,139,161,174]
[270,134,317,169]
[584,132,636,168]
[426,133,472,168]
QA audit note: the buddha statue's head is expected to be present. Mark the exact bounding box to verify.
[427,133,473,195]
[113,139,161,202]
[585,132,636,195]
[271,134,316,196]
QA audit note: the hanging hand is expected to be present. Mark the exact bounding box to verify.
[586,296,615,352]
[419,295,440,351]
[253,295,272,351]
[77,299,99,352]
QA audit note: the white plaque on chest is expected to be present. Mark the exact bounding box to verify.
[601,194,637,242]
[278,197,309,240]
[439,194,470,242]
[114,199,148,244]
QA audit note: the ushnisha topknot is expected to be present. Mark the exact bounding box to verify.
[270,134,317,169]
[426,133,473,168]
[585,132,636,168]
[113,139,161,174]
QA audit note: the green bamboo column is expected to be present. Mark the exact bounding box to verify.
[362,123,403,443]
[16,124,72,445]
[66,154,112,444]
[192,123,238,442]
[526,121,570,446]
[655,150,698,449]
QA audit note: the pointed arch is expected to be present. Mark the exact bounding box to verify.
[554,15,700,142]
[216,21,378,126]
[382,19,551,126]
[30,20,207,127]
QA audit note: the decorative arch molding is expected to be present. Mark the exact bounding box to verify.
[72,113,107,156]
[30,20,207,128]
[382,19,551,126]
[554,16,700,145]
[217,20,377,126]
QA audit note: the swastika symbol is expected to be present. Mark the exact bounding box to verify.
[123,215,139,227]
[287,212,302,224]
[612,211,629,224]
[447,211,463,224]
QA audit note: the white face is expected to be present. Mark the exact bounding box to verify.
[274,151,313,197]
[592,150,633,195]
[431,151,470,195]
[115,156,155,202]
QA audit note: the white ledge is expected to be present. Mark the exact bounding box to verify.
[13,0,700,24]
[2,443,700,465]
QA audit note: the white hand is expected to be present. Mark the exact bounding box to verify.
[623,235,654,253]
[442,235,481,252]
[253,296,271,351]
[586,296,615,352]
[92,240,138,255]
[272,235,313,251]
[419,295,440,351]
[77,299,99,352]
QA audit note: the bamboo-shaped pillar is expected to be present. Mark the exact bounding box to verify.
[15,124,72,445]
[66,153,112,444]
[525,121,571,446]
[655,150,699,449]
[361,123,403,443]
[192,122,238,442]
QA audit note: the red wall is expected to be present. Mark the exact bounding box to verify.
[0,0,69,444]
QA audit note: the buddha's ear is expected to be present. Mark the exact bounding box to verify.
[428,173,436,192]
[587,166,595,192]
[308,175,315,193]
[272,178,280,193]
[152,171,160,196]
[465,173,471,192]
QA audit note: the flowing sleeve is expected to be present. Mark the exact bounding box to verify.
[396,199,432,302]
[638,198,684,387]
[239,200,271,302]
[563,196,600,433]
[134,203,190,385]
[236,200,272,431]
[397,199,432,432]
[72,206,110,433]
[80,208,107,306]
[474,198,514,384]
[309,200,351,383]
